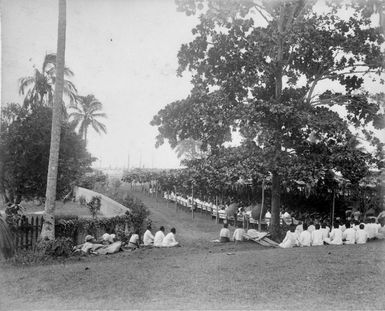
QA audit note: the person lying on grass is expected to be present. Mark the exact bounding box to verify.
[73,235,104,254]
[162,227,181,247]
[154,226,165,247]
[219,223,231,243]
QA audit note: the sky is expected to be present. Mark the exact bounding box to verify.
[1,0,198,169]
[1,0,384,169]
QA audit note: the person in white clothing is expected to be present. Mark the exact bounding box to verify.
[128,230,140,249]
[154,226,165,247]
[320,223,330,241]
[295,222,303,236]
[299,223,311,247]
[356,224,369,244]
[219,223,231,243]
[307,222,315,234]
[143,225,155,246]
[365,218,379,239]
[325,223,343,245]
[162,227,180,247]
[232,225,245,243]
[343,223,356,244]
[311,224,324,246]
[279,227,298,248]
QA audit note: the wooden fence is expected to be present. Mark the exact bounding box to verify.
[13,215,43,250]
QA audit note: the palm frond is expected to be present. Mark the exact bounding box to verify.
[91,119,107,135]
[18,76,35,95]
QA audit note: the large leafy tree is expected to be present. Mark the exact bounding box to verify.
[0,103,94,204]
[152,0,385,235]
[69,94,107,146]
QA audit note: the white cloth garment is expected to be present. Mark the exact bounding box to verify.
[232,228,245,241]
[365,223,378,239]
[320,227,330,241]
[143,229,155,245]
[299,230,311,247]
[129,234,139,246]
[220,228,231,238]
[154,230,165,247]
[328,228,343,245]
[308,225,315,234]
[311,229,324,246]
[343,228,356,244]
[162,232,179,247]
[356,229,368,244]
[279,231,298,248]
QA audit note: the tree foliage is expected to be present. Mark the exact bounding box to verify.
[0,103,95,203]
[152,0,385,233]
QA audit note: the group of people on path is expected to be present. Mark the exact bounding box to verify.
[279,219,385,248]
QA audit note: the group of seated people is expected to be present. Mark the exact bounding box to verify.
[73,224,181,255]
[141,225,180,248]
[217,223,245,243]
[279,218,385,248]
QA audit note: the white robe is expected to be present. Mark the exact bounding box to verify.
[162,232,179,247]
[356,229,368,244]
[154,230,165,247]
[143,229,155,245]
[311,229,324,246]
[327,228,343,245]
[279,231,298,248]
[299,230,311,247]
[343,228,356,244]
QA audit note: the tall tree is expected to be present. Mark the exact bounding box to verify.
[69,94,107,145]
[19,53,77,109]
[152,0,385,236]
[41,0,67,240]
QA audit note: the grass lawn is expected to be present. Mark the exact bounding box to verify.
[1,188,384,310]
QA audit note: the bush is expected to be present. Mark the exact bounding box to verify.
[87,195,101,218]
[78,195,87,206]
[36,237,74,257]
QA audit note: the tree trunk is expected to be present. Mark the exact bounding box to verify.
[40,0,66,240]
[270,171,281,236]
[84,126,88,146]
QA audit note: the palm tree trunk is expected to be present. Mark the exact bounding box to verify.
[40,0,66,240]
[84,126,88,146]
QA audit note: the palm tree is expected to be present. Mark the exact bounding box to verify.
[40,0,67,240]
[69,94,107,145]
[19,53,77,109]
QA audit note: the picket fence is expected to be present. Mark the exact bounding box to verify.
[13,215,43,250]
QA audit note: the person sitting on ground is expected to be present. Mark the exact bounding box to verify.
[219,223,231,243]
[311,224,324,246]
[162,227,180,247]
[320,223,330,241]
[343,222,356,245]
[325,223,343,245]
[154,226,165,247]
[376,221,385,239]
[295,221,303,236]
[365,218,379,240]
[356,224,369,244]
[232,224,245,243]
[143,225,155,246]
[339,222,346,233]
[128,230,140,250]
[279,226,298,248]
[299,223,311,247]
[308,221,315,234]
